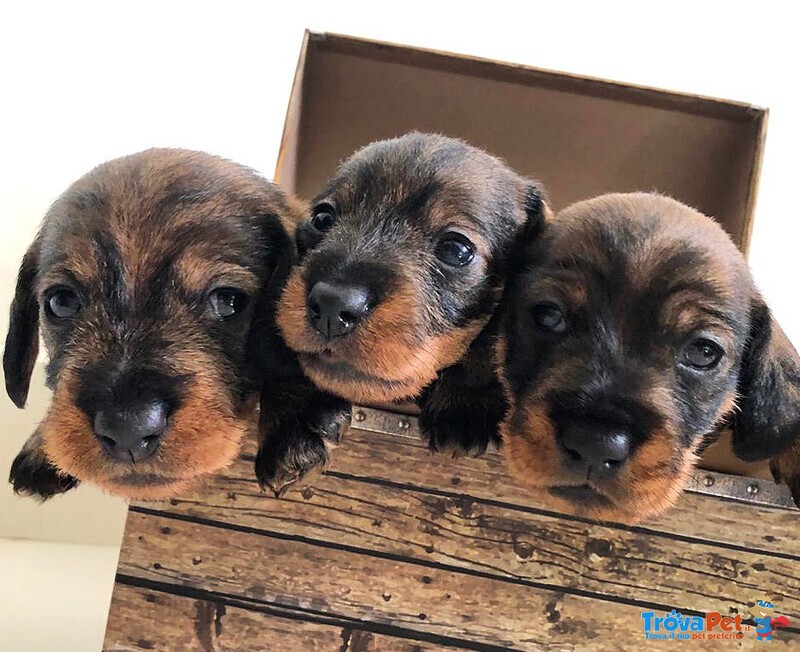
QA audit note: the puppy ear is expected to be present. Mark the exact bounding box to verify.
[4,241,41,408]
[731,298,800,461]
[277,194,314,259]
[247,214,304,381]
[521,181,551,242]
[295,220,324,258]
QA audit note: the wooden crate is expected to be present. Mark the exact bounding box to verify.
[103,408,799,651]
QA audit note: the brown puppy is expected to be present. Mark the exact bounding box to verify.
[5,149,300,500]
[497,192,800,522]
[256,132,548,493]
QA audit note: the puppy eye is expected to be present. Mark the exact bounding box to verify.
[209,288,248,321]
[681,339,723,370]
[311,203,336,232]
[531,302,566,334]
[45,288,82,320]
[435,233,475,267]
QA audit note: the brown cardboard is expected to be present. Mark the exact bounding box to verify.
[275,31,770,478]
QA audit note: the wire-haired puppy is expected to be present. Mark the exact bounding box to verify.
[5,149,300,500]
[256,132,548,493]
[497,192,800,522]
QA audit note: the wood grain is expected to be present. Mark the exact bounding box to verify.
[327,427,800,554]
[151,456,800,622]
[114,511,799,651]
[232,426,800,557]
[104,584,465,652]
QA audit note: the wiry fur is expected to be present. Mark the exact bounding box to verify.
[497,193,800,522]
[4,149,301,499]
[257,133,548,493]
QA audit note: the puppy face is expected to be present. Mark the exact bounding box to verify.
[4,149,298,499]
[498,193,800,522]
[277,132,545,403]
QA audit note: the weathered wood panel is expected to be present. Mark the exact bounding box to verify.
[325,425,800,554]
[104,584,341,651]
[151,457,800,621]
[104,584,465,651]
[117,511,688,651]
[107,410,800,650]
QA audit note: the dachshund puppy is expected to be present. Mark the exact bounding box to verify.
[5,149,300,500]
[257,132,548,493]
[497,192,800,522]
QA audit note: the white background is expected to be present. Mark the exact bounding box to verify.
[0,2,798,650]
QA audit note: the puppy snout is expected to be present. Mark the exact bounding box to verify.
[307,281,372,341]
[557,420,632,477]
[94,400,170,463]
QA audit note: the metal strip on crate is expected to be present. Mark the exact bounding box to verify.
[685,469,796,509]
[349,406,798,510]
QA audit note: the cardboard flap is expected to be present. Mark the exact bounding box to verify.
[277,31,766,254]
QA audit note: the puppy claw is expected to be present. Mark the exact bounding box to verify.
[267,475,299,499]
[254,449,307,498]
[426,431,493,458]
[270,484,290,499]
[9,449,79,500]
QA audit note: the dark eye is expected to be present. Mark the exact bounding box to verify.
[531,302,566,334]
[209,288,248,321]
[45,288,81,319]
[311,203,336,232]
[681,338,723,370]
[435,233,475,267]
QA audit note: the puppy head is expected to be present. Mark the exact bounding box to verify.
[277,132,547,403]
[498,192,800,522]
[4,149,298,499]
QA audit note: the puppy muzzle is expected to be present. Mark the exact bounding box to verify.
[93,400,170,463]
[74,362,186,464]
[306,280,374,341]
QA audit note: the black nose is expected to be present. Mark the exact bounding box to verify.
[307,281,372,340]
[94,400,169,463]
[558,421,632,477]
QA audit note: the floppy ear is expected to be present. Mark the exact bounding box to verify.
[247,213,304,382]
[260,213,297,297]
[504,181,550,274]
[4,241,41,408]
[522,181,551,236]
[731,299,800,461]
[295,219,324,258]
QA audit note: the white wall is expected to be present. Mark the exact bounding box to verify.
[1,0,798,542]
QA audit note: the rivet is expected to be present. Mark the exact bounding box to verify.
[747,483,759,495]
[398,418,410,430]
[703,476,715,487]
[354,410,366,422]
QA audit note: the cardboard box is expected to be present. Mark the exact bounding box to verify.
[275,31,770,479]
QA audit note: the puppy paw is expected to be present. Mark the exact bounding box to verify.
[420,405,504,456]
[9,446,79,500]
[419,383,506,456]
[770,442,800,508]
[256,397,351,497]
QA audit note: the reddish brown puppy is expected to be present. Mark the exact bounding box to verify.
[5,149,300,500]
[497,193,800,522]
[256,133,548,493]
